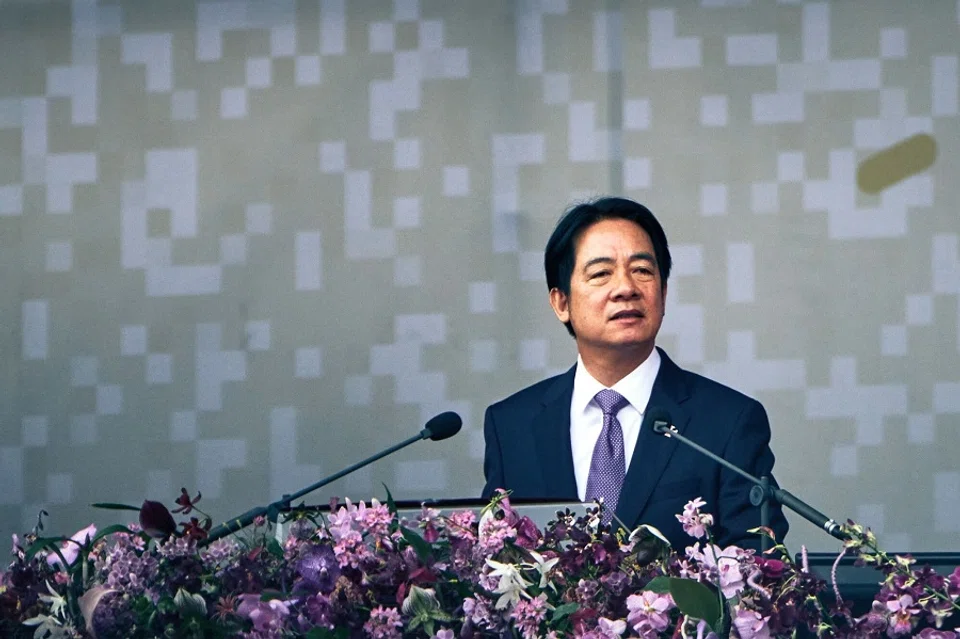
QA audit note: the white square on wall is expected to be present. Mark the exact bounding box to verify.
[393,196,421,228]
[879,28,906,59]
[443,166,470,196]
[369,22,395,53]
[700,183,728,216]
[624,99,651,130]
[295,347,323,378]
[220,87,247,119]
[393,138,421,170]
[700,95,728,127]
[468,281,496,314]
[121,325,147,356]
[625,157,651,190]
[319,141,346,174]
[245,203,273,235]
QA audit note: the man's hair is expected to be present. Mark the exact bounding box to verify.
[543,197,672,336]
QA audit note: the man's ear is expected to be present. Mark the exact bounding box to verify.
[549,288,570,324]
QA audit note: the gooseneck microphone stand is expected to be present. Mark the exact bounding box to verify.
[650,413,846,552]
[199,412,462,547]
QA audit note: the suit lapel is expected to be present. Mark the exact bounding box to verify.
[615,349,691,529]
[531,366,579,499]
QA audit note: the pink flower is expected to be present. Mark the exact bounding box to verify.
[884,594,919,637]
[676,497,714,540]
[363,605,403,639]
[333,529,371,568]
[46,523,97,567]
[236,593,291,633]
[596,616,627,637]
[510,594,548,639]
[625,590,674,636]
[732,607,771,639]
[690,543,747,598]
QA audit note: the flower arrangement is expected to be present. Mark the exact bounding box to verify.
[1,488,958,638]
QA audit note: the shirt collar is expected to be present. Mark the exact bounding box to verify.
[572,348,662,415]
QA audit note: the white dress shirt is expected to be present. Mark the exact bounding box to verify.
[570,349,662,501]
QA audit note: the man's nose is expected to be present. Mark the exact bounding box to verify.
[611,269,641,298]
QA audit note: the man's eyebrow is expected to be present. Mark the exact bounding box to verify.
[581,252,656,271]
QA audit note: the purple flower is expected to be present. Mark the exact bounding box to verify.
[509,593,548,639]
[295,545,340,594]
[916,629,960,639]
[948,566,960,597]
[676,497,714,540]
[755,556,786,580]
[514,516,542,549]
[625,590,674,636]
[300,593,335,629]
[732,607,771,639]
[688,543,747,598]
[139,500,177,539]
[46,523,96,567]
[595,616,627,637]
[363,605,403,639]
[884,593,919,637]
[237,593,291,634]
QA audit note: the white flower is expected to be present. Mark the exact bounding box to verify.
[522,550,559,589]
[485,558,532,610]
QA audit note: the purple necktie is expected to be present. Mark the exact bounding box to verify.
[585,389,630,523]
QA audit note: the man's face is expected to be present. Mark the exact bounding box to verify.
[549,218,667,362]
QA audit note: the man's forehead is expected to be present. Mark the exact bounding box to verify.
[573,221,655,262]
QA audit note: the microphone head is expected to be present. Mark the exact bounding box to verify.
[646,406,673,434]
[423,411,462,441]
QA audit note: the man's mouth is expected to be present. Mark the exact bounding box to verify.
[610,310,644,320]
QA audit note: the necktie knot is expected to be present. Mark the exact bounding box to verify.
[594,389,629,417]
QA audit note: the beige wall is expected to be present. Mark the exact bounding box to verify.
[1,0,958,555]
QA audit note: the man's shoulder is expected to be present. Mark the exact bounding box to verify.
[488,368,573,413]
[659,351,762,410]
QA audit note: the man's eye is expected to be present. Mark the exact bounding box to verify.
[589,271,610,279]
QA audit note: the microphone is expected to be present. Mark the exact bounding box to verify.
[200,411,463,546]
[648,407,847,541]
[420,411,462,441]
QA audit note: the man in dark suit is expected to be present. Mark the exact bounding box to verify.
[482,197,788,550]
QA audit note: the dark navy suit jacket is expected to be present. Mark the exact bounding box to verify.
[482,347,789,550]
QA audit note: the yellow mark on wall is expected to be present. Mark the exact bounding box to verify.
[857,133,938,194]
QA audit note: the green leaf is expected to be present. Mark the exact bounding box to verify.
[382,483,398,516]
[173,588,207,618]
[24,537,67,564]
[91,502,142,512]
[643,576,672,594]
[305,626,350,639]
[400,526,432,562]
[265,538,284,558]
[551,602,579,622]
[668,577,722,633]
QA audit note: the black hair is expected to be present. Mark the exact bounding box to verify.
[543,197,672,336]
